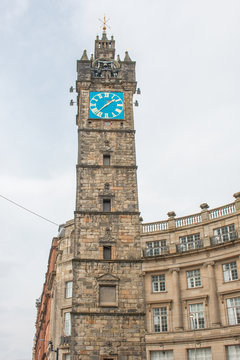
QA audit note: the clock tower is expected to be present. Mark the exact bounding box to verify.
[69,26,145,360]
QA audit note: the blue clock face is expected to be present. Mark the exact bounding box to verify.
[89,92,124,120]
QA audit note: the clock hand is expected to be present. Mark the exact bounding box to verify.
[97,99,115,112]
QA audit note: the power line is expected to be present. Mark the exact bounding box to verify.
[0,194,59,227]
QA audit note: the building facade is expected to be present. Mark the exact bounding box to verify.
[33,29,240,360]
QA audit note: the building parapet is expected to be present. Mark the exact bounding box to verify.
[142,193,239,234]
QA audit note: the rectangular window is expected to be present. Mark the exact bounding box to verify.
[187,269,201,288]
[99,285,116,306]
[188,348,212,360]
[223,262,238,282]
[153,307,168,332]
[103,154,110,165]
[65,355,70,360]
[189,303,205,329]
[179,233,201,251]
[152,274,166,292]
[146,240,167,256]
[65,281,73,298]
[227,297,240,325]
[103,199,111,212]
[213,224,236,244]
[64,312,71,336]
[150,350,173,360]
[103,246,112,260]
[226,345,240,359]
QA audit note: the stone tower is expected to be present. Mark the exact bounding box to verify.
[71,28,146,359]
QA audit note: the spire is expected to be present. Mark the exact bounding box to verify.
[94,16,115,60]
[99,14,110,39]
[80,49,89,61]
[124,50,132,61]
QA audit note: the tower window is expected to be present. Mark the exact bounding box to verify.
[64,312,71,336]
[103,246,112,260]
[103,154,110,165]
[103,199,111,212]
[65,281,73,298]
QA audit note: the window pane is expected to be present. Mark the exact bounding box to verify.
[150,350,173,360]
[227,345,240,360]
[153,307,168,332]
[189,303,205,329]
[223,262,238,282]
[64,312,71,336]
[65,281,73,298]
[103,199,111,212]
[152,275,166,292]
[103,155,110,165]
[103,246,111,260]
[188,348,212,360]
[227,297,240,325]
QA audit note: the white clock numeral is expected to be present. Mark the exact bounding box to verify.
[98,111,103,117]
[105,113,109,118]
[92,108,99,114]
[117,103,123,107]
[104,93,109,97]
[90,103,96,107]
[98,94,103,99]
[112,112,116,117]
[115,98,121,102]
[116,108,122,114]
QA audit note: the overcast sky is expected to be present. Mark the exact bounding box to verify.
[0,1,240,359]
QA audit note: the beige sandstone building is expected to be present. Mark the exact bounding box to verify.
[33,27,240,360]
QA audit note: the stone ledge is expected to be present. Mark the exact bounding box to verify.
[72,258,143,263]
[76,164,138,169]
[72,311,145,317]
[74,210,140,215]
[78,128,136,133]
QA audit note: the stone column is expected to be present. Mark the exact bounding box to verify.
[206,261,221,327]
[171,268,183,330]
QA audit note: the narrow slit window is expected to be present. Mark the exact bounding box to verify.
[103,199,111,212]
[103,154,110,165]
[103,246,112,260]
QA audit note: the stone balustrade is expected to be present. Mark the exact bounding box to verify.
[142,220,168,233]
[209,203,235,219]
[141,193,239,234]
[176,213,202,228]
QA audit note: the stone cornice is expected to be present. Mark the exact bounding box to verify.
[72,311,145,317]
[74,210,140,216]
[72,258,143,264]
[76,164,137,170]
[78,128,136,133]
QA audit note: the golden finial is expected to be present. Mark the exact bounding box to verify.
[99,14,110,32]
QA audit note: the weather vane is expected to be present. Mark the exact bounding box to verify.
[98,14,111,32]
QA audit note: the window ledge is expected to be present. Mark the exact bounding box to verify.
[186,286,203,290]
